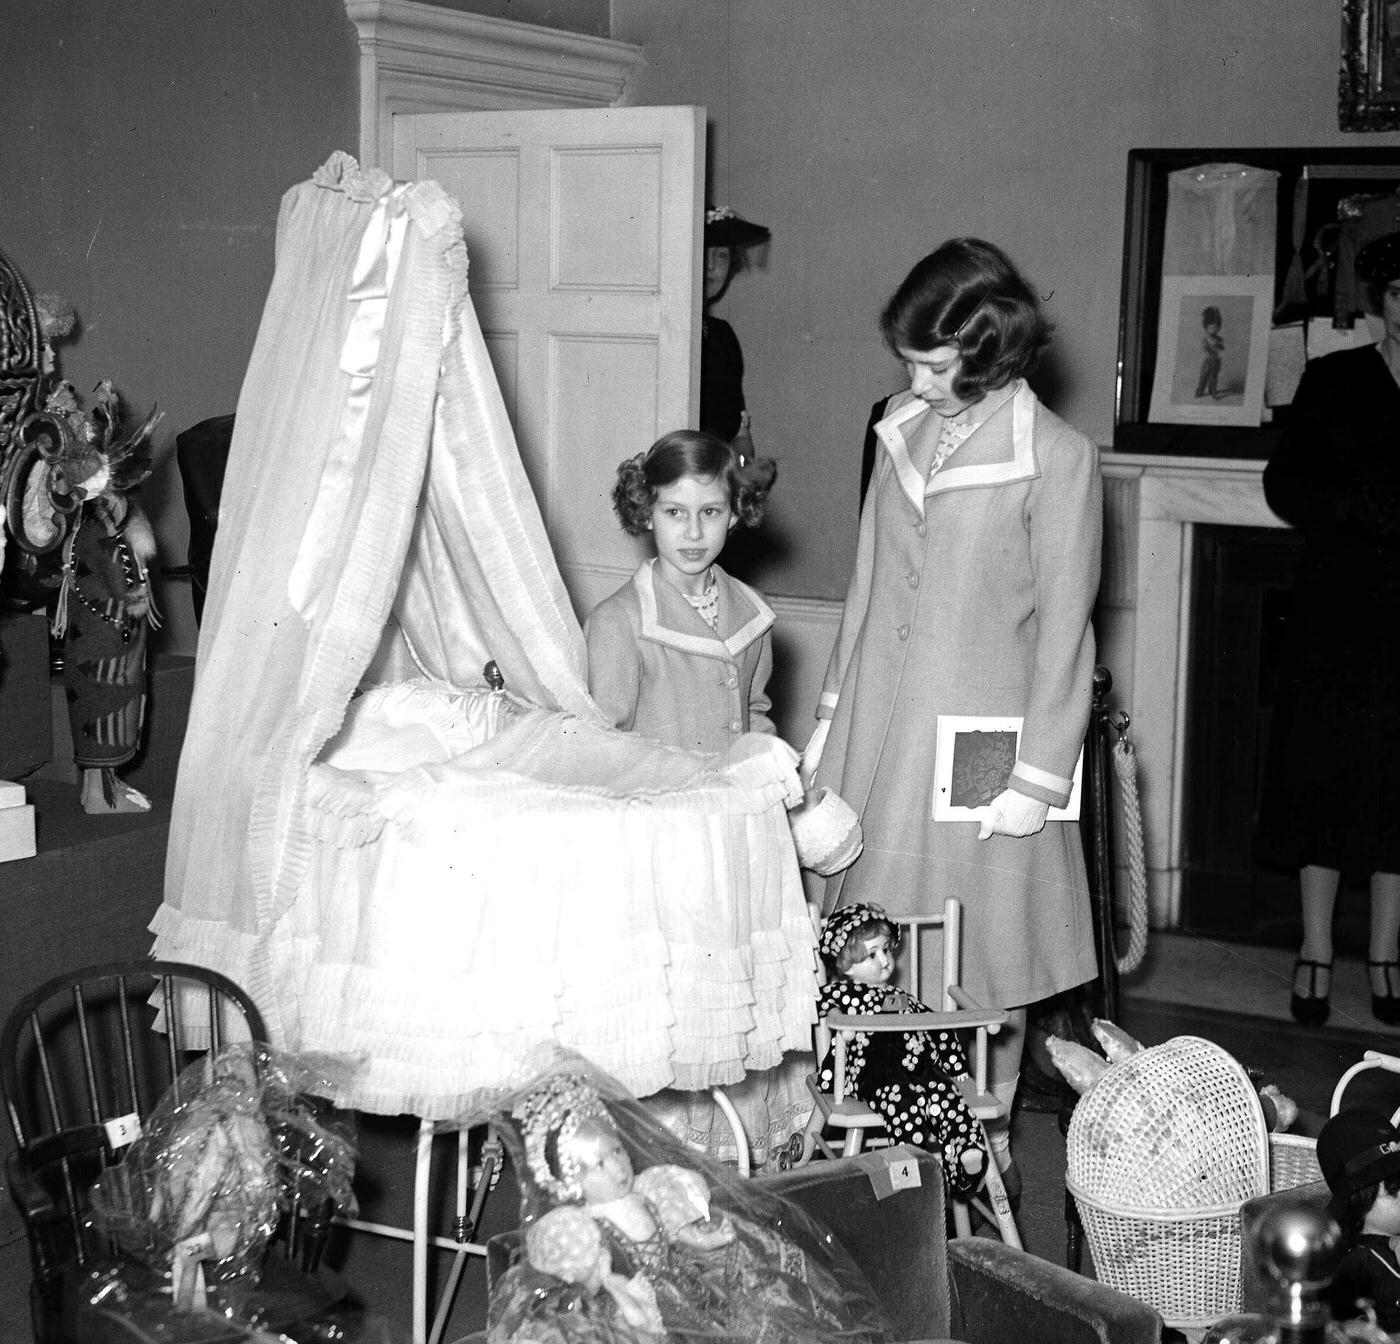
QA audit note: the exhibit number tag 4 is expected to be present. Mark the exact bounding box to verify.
[869,1155,922,1199]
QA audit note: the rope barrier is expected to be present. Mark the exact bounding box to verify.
[1111,717,1148,975]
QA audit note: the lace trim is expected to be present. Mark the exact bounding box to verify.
[929,417,976,477]
[684,579,720,630]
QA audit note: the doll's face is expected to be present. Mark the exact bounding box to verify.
[570,1119,636,1204]
[1366,1182,1400,1238]
[845,931,895,986]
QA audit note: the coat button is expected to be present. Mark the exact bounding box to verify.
[915,521,927,537]
[726,675,738,688]
[897,624,909,640]
[907,573,919,589]
[730,720,742,732]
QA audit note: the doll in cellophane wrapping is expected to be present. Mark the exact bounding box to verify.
[84,1043,361,1328]
[815,904,985,1198]
[480,1054,894,1344]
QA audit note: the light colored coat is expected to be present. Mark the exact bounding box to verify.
[585,559,776,755]
[814,380,1101,1009]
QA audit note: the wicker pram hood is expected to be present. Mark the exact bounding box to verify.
[1066,1035,1270,1210]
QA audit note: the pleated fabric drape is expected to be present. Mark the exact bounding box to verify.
[152,155,817,1109]
[156,153,603,1039]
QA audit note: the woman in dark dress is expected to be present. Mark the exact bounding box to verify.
[1256,231,1400,1027]
[700,207,769,457]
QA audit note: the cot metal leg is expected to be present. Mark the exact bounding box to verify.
[414,1119,434,1344]
[337,1120,492,1344]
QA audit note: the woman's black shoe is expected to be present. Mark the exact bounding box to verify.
[1290,958,1332,1026]
[1369,960,1400,1026]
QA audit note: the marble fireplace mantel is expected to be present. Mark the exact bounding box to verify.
[1096,451,1289,929]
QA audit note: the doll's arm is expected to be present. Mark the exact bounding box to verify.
[633,1165,735,1250]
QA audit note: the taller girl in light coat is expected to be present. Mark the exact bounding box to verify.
[803,238,1103,1191]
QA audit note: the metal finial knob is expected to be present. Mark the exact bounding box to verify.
[1258,1200,1344,1294]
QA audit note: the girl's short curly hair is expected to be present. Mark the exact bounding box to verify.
[611,429,777,537]
[879,237,1052,403]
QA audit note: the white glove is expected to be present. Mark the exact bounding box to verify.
[977,788,1049,841]
[799,718,832,790]
[755,734,803,808]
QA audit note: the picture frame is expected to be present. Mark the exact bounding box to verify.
[932,716,1082,824]
[1112,147,1400,459]
[1146,274,1274,427]
[1341,0,1400,132]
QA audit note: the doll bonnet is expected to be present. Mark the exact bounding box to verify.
[818,902,901,963]
[514,1072,614,1205]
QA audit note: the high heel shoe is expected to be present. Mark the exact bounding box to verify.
[1290,958,1332,1026]
[1368,960,1400,1026]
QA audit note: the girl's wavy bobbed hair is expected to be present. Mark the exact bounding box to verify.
[611,429,777,537]
[879,237,1052,402]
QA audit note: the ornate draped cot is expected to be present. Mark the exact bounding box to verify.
[151,154,816,1119]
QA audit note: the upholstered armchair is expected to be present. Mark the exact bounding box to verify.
[484,1144,1163,1344]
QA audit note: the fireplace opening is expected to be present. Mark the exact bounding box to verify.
[1180,523,1373,948]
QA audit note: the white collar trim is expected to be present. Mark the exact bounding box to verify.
[634,560,773,659]
[875,380,1039,512]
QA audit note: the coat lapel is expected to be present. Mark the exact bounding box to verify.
[873,395,932,514]
[633,560,773,660]
[926,380,1039,496]
[875,381,1042,512]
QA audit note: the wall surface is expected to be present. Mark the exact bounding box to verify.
[614,0,1400,601]
[0,0,360,654]
[4,0,1400,651]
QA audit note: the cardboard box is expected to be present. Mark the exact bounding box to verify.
[0,796,36,862]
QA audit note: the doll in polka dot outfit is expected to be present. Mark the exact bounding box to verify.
[817,903,985,1196]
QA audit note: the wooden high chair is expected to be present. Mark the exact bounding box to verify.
[789,898,1021,1246]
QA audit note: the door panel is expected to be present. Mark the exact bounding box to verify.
[392,106,703,617]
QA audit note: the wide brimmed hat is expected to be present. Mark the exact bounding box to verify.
[1356,231,1400,287]
[1317,1108,1400,1212]
[704,206,770,251]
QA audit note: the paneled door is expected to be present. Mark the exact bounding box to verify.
[392,105,704,618]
